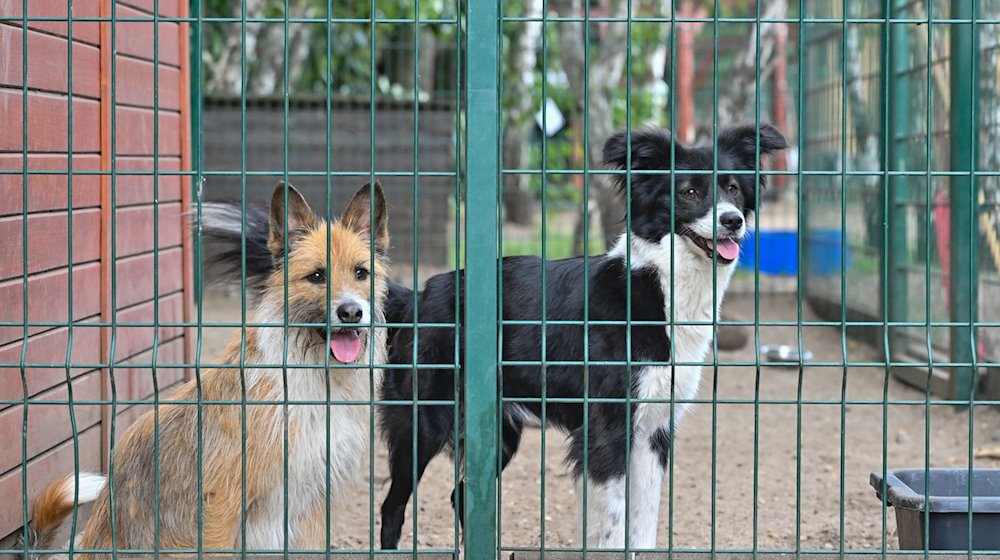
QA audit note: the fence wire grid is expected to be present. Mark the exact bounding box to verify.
[2,0,1000,559]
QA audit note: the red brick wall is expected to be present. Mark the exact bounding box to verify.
[0,0,192,540]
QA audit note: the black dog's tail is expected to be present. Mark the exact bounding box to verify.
[194,201,275,293]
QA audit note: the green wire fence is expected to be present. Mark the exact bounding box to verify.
[3,0,1000,559]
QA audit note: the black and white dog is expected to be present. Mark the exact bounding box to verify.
[378,123,787,550]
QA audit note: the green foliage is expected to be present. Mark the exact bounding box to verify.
[520,13,673,205]
[500,227,605,259]
[202,0,456,96]
[201,0,694,207]
[447,208,606,267]
[525,138,579,204]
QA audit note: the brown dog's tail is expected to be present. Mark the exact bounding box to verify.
[19,472,106,558]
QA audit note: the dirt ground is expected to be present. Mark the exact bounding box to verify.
[198,288,1000,553]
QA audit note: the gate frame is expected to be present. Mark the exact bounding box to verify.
[463,0,501,558]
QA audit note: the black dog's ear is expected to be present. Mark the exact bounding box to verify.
[717,123,788,166]
[603,127,678,192]
[602,130,633,171]
[719,124,788,206]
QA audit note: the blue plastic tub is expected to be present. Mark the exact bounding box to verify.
[738,229,849,277]
[808,229,850,276]
[738,230,798,275]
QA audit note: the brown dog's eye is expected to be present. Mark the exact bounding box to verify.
[306,270,325,284]
[355,267,369,281]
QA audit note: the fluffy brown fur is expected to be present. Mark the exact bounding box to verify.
[23,183,389,558]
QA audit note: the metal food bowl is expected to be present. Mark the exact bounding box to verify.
[760,345,814,364]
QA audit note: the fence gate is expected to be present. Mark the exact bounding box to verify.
[3,0,998,560]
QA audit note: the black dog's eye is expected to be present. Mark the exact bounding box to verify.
[355,266,369,281]
[306,270,326,284]
[681,187,699,199]
[728,182,740,194]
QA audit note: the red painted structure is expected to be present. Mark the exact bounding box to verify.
[0,0,193,541]
[675,1,704,145]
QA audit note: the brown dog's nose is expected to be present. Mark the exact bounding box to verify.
[337,303,363,324]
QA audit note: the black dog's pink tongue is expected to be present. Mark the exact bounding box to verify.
[714,238,740,261]
[330,330,362,363]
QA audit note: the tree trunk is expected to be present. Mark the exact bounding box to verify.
[286,19,314,91]
[716,0,788,126]
[245,21,285,94]
[500,0,543,225]
[204,0,270,95]
[840,2,883,251]
[553,0,631,252]
[395,24,417,92]
[242,1,313,95]
[420,28,438,97]
[974,6,1000,277]
[502,133,537,225]
[843,3,879,176]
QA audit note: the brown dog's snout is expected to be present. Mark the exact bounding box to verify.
[337,303,363,324]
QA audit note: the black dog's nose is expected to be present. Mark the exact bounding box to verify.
[337,303,363,324]
[720,212,744,231]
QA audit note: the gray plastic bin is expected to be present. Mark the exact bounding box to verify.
[870,468,1000,550]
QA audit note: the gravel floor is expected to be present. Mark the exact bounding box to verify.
[197,289,1000,553]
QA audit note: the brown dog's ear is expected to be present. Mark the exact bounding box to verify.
[341,181,389,252]
[268,182,317,256]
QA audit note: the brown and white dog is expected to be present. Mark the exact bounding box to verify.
[24,182,389,557]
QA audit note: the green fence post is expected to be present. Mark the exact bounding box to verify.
[189,0,202,304]
[799,7,811,303]
[887,0,910,359]
[464,0,500,558]
[948,0,977,402]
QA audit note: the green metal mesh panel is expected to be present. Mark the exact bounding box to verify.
[803,0,994,399]
[4,1,999,559]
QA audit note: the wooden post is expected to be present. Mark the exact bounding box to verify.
[676,1,705,144]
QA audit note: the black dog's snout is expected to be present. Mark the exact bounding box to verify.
[720,212,744,232]
[337,303,363,324]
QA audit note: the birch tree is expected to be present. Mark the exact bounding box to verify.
[502,0,544,225]
[716,0,789,127]
[552,0,641,250]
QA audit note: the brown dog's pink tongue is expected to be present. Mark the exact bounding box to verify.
[715,238,740,261]
[330,331,362,363]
